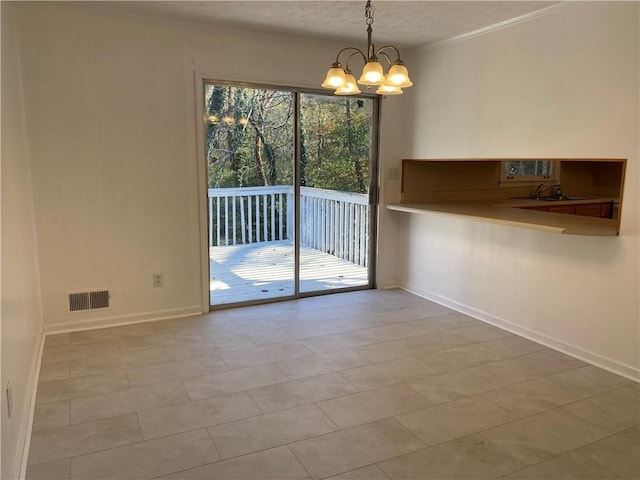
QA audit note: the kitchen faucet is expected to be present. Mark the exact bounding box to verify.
[533,182,562,199]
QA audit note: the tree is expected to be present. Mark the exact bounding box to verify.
[206,86,294,188]
[205,85,372,194]
[300,94,372,193]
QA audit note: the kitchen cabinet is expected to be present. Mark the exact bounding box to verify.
[600,202,613,218]
[521,201,614,218]
[575,204,602,217]
[547,205,576,214]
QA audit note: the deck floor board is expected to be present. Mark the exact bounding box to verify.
[210,240,368,305]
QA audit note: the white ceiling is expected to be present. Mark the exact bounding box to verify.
[114,1,560,49]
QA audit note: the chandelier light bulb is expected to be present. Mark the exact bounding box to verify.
[335,71,362,95]
[321,64,347,88]
[387,63,413,87]
[376,83,403,95]
[359,61,385,85]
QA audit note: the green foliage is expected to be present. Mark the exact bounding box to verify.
[205,85,373,194]
[504,160,553,178]
[300,95,371,193]
[206,86,294,188]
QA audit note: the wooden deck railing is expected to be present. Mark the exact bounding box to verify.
[208,186,293,247]
[208,186,369,267]
[299,187,369,268]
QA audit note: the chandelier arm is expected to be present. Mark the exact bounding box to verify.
[376,51,393,68]
[335,47,367,65]
[376,45,403,62]
[344,51,366,71]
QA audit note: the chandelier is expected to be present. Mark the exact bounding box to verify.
[321,0,413,96]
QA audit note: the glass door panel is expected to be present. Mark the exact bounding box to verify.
[205,85,295,306]
[299,94,374,293]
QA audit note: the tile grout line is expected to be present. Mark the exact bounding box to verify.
[486,435,624,480]
[27,292,637,479]
[560,428,638,477]
[29,415,145,471]
[204,427,224,463]
[243,388,266,415]
[399,376,602,434]
[285,444,315,480]
[312,402,342,432]
[33,352,616,430]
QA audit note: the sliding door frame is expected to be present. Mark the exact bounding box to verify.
[194,75,379,311]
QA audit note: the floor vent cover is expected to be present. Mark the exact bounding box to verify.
[68,290,110,312]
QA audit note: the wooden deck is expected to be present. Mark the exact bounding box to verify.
[210,240,368,305]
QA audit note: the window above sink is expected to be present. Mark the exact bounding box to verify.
[500,160,559,184]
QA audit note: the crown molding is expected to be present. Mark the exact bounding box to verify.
[423,2,570,50]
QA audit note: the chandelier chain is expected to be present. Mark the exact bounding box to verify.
[365,0,374,26]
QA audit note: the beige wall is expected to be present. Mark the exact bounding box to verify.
[397,2,639,379]
[1,4,44,479]
[5,3,638,474]
[2,4,401,474]
[13,2,401,331]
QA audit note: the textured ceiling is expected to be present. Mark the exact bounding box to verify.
[113,1,559,48]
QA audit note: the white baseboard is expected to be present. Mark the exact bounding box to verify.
[43,305,204,334]
[377,280,401,290]
[401,283,640,382]
[13,326,45,480]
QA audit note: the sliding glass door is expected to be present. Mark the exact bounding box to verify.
[204,83,377,308]
[299,94,374,293]
[205,85,295,306]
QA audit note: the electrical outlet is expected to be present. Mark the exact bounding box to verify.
[153,273,163,288]
[6,381,12,418]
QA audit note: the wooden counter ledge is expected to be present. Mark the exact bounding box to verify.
[387,201,619,236]
[395,158,626,236]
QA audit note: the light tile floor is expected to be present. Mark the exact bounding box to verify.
[27,289,639,480]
